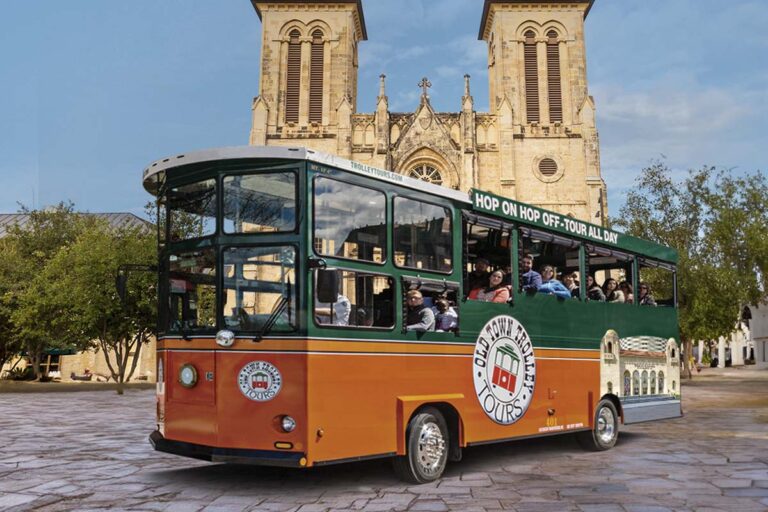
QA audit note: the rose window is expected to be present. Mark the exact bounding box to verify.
[408,164,443,186]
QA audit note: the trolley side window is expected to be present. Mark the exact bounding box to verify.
[223,172,297,234]
[393,197,452,273]
[168,179,216,241]
[313,269,394,329]
[313,177,386,263]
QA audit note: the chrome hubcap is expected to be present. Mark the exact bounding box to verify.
[597,407,616,444]
[416,422,446,474]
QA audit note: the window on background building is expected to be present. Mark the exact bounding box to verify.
[407,164,443,186]
[524,30,539,123]
[285,29,301,123]
[658,371,665,394]
[623,370,631,396]
[632,370,640,396]
[641,370,648,395]
[650,371,657,394]
[309,30,324,123]
[546,30,563,123]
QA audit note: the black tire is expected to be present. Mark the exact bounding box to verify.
[392,407,449,483]
[577,399,619,451]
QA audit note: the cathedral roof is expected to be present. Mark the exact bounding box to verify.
[251,0,367,40]
[479,0,594,40]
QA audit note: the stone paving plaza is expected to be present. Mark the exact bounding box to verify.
[1,368,767,512]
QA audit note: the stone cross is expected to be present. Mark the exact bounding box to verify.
[418,77,432,99]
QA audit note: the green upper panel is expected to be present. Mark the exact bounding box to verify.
[470,189,678,264]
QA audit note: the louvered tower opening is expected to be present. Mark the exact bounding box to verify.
[539,158,558,177]
[285,30,301,124]
[309,30,324,124]
[547,30,563,123]
[524,31,539,123]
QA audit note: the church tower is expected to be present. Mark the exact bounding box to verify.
[249,0,366,159]
[479,0,606,222]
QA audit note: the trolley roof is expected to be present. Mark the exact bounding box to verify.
[141,146,677,264]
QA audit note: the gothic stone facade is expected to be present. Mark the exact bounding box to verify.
[249,0,607,223]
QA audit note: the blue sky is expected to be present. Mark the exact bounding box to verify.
[1,0,766,218]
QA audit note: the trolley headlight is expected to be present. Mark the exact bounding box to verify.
[216,329,235,347]
[281,415,297,433]
[178,364,198,388]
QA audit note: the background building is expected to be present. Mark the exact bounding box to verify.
[249,0,607,223]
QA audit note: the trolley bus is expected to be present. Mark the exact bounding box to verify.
[144,146,681,482]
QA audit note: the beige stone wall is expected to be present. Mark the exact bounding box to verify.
[249,1,607,225]
[1,339,156,383]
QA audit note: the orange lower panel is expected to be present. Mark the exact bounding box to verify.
[159,341,600,466]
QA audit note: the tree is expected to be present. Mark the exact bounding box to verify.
[615,162,768,378]
[5,203,89,379]
[42,220,156,394]
[0,238,23,374]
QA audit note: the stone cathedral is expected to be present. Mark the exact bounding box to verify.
[249,0,607,224]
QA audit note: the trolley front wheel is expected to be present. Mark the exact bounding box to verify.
[393,407,449,483]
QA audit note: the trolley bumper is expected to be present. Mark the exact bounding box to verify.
[149,430,306,467]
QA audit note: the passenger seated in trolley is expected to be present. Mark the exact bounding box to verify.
[586,274,606,302]
[468,270,510,303]
[405,290,435,332]
[433,298,458,332]
[562,271,580,298]
[520,253,542,292]
[603,278,625,303]
[538,265,572,300]
[467,257,491,290]
[315,292,351,326]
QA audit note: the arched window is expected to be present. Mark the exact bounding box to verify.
[641,370,648,395]
[285,29,301,123]
[650,371,657,394]
[658,371,665,394]
[607,381,613,394]
[546,30,563,123]
[309,29,324,123]
[623,371,631,396]
[524,30,539,123]
[606,341,613,353]
[632,370,640,396]
[407,164,443,186]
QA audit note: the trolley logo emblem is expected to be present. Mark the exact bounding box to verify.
[238,361,282,402]
[472,315,536,425]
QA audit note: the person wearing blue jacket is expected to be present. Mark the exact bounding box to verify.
[538,265,573,300]
[521,253,542,292]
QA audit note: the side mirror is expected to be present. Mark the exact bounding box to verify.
[316,269,338,303]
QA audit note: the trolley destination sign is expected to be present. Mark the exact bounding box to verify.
[471,189,619,245]
[470,189,678,263]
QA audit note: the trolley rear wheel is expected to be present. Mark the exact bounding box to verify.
[577,399,619,451]
[393,407,449,483]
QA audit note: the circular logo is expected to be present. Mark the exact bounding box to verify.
[472,315,536,425]
[237,361,282,402]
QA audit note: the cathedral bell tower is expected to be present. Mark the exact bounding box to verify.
[479,0,607,223]
[249,0,366,158]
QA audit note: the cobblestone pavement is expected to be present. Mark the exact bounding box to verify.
[1,367,767,512]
